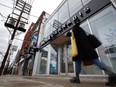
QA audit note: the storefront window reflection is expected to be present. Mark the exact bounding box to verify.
[80,21,102,74]
[51,12,59,31]
[67,45,74,73]
[50,46,58,74]
[60,46,65,73]
[89,6,116,72]
[39,47,48,74]
[59,1,69,23]
[82,0,91,6]
[43,22,52,39]
[68,0,82,17]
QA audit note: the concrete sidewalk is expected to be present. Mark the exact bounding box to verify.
[0,75,112,87]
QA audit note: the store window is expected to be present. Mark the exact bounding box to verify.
[43,21,52,39]
[39,47,48,74]
[59,1,69,23]
[80,21,102,74]
[60,46,65,73]
[89,6,116,72]
[50,46,58,74]
[81,0,91,6]
[68,0,82,17]
[32,33,38,46]
[67,44,74,73]
[51,12,59,31]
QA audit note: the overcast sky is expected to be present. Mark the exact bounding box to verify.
[29,0,63,22]
[0,0,63,62]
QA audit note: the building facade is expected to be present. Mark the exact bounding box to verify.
[32,0,116,76]
[13,11,49,75]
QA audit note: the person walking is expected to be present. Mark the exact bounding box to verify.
[66,20,116,86]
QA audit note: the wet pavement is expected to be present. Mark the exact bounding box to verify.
[0,75,113,87]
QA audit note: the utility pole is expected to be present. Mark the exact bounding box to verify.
[0,51,4,57]
[0,0,31,75]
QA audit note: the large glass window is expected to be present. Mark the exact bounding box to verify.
[59,1,69,24]
[51,12,59,31]
[50,46,58,74]
[60,46,65,73]
[39,47,49,74]
[81,0,91,6]
[43,22,52,38]
[67,44,74,73]
[89,6,116,72]
[68,0,82,17]
[80,21,102,74]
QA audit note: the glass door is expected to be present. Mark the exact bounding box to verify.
[59,44,74,75]
[67,44,74,74]
[60,46,66,73]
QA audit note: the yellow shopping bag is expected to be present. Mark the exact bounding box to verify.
[71,32,78,57]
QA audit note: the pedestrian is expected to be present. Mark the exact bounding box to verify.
[66,20,116,86]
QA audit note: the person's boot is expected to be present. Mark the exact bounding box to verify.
[70,73,80,83]
[105,76,116,86]
[103,67,116,86]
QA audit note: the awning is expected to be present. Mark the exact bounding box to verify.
[51,35,70,45]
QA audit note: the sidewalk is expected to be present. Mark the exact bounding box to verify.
[0,75,110,87]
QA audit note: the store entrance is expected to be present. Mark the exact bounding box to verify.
[59,44,74,75]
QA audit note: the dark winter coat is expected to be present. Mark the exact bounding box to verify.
[71,25,98,61]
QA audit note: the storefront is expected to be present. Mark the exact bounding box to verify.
[33,0,116,76]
